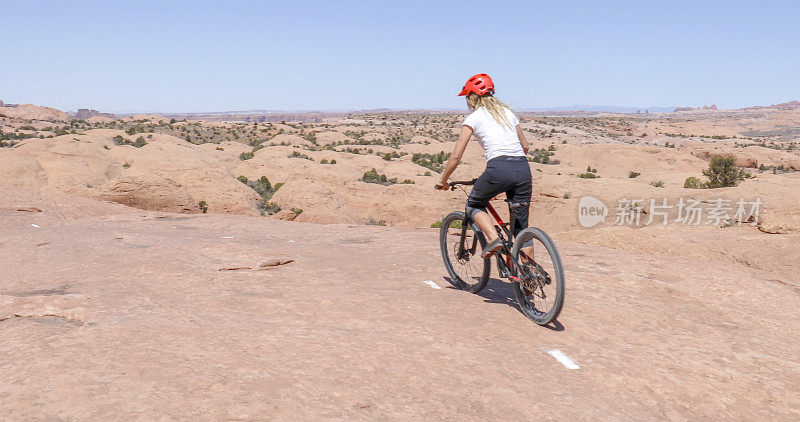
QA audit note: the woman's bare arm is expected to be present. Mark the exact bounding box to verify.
[516,124,529,154]
[437,125,473,187]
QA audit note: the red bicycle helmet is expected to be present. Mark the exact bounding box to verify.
[458,73,494,96]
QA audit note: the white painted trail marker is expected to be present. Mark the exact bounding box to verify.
[547,349,580,370]
[31,224,40,228]
[220,236,234,239]
[422,280,442,290]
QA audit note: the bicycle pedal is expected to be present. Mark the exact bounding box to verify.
[508,276,521,283]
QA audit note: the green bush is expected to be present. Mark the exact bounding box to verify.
[198,201,208,213]
[628,171,640,178]
[650,180,664,188]
[412,151,450,173]
[361,168,397,185]
[289,151,313,161]
[430,217,462,228]
[112,135,147,148]
[258,201,281,215]
[365,217,387,226]
[239,151,254,160]
[702,155,747,188]
[237,176,283,215]
[684,176,701,189]
[578,172,599,179]
[528,148,555,164]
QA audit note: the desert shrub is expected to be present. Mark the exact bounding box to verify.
[301,132,317,144]
[198,201,208,213]
[361,168,397,185]
[702,155,747,188]
[258,201,281,215]
[430,217,462,229]
[578,172,599,179]
[289,151,313,161]
[365,216,387,226]
[412,151,450,173]
[215,147,224,151]
[112,135,147,148]
[401,179,415,184]
[238,175,283,215]
[290,207,304,215]
[650,180,664,188]
[628,171,641,178]
[528,148,555,164]
[330,159,337,164]
[684,177,701,188]
[320,159,329,164]
[239,151,254,160]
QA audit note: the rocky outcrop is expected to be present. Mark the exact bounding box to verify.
[0,130,261,215]
[741,100,800,111]
[0,104,71,122]
[674,105,718,112]
[74,109,115,120]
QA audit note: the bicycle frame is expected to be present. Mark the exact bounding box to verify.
[449,179,530,281]
[461,201,523,279]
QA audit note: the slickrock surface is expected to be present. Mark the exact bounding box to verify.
[1,189,798,419]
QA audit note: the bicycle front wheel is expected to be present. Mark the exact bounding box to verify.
[439,211,490,293]
[510,228,565,325]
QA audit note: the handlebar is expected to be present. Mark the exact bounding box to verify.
[447,179,476,191]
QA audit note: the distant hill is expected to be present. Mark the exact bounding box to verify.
[520,105,676,114]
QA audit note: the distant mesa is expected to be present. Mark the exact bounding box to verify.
[674,105,718,112]
[741,100,800,111]
[74,108,116,120]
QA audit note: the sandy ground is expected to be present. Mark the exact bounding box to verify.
[2,189,799,420]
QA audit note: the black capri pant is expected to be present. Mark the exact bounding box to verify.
[465,155,532,242]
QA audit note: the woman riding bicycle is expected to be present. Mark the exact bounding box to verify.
[435,73,533,259]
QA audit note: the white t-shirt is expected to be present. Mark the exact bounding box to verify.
[462,106,524,161]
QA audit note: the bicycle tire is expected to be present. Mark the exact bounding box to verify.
[439,211,490,293]
[510,227,565,325]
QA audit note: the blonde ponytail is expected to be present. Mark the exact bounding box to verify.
[466,93,515,128]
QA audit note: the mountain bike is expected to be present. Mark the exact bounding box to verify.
[438,180,565,325]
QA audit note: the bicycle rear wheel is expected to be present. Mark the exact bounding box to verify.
[510,228,565,325]
[439,211,490,293]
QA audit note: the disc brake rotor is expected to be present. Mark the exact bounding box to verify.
[521,261,548,298]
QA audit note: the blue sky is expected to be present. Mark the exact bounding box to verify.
[2,0,798,112]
